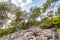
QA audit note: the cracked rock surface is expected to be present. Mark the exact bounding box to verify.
[0,27,60,40]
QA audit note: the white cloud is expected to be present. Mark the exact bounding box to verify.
[0,0,8,2]
[11,0,21,6]
[11,0,32,7]
[20,0,32,7]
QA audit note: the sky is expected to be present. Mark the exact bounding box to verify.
[20,0,46,11]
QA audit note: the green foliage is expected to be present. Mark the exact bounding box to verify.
[19,25,29,30]
[40,18,53,29]
[43,2,50,12]
[43,0,58,12]
[40,23,53,29]
[28,7,41,26]
[30,7,41,19]
[40,14,60,29]
[0,28,4,37]
[0,27,17,37]
[0,2,10,11]
[5,27,16,35]
[43,19,52,24]
[58,7,60,13]
[52,15,60,28]
[16,22,29,30]
[47,0,57,3]
[40,24,48,29]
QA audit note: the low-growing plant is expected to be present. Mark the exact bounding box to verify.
[0,28,4,37]
[5,27,17,35]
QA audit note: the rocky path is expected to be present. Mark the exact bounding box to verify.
[0,27,60,40]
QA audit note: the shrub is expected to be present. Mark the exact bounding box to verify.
[17,23,29,30]
[52,15,60,28]
[0,28,4,37]
[5,27,16,35]
[40,23,53,29]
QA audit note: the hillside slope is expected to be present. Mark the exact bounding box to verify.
[0,27,60,40]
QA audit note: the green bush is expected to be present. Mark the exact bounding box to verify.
[0,28,4,37]
[20,26,29,30]
[40,23,53,29]
[52,15,60,28]
[5,27,16,35]
[17,23,29,30]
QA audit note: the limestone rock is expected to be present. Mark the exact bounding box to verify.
[0,27,60,40]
